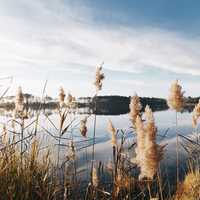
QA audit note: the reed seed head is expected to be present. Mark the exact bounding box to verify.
[135,106,164,180]
[94,64,105,92]
[167,80,184,112]
[192,100,200,128]
[59,87,66,107]
[139,143,164,180]
[144,105,157,142]
[92,167,99,187]
[107,120,117,147]
[129,94,142,127]
[67,140,76,161]
[67,93,73,105]
[15,86,24,113]
[80,117,87,137]
[134,115,145,165]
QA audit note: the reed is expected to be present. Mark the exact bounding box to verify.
[192,100,200,128]
[80,117,88,137]
[57,87,66,166]
[0,71,199,200]
[94,64,105,93]
[129,93,142,128]
[92,167,99,188]
[134,105,164,180]
[13,86,27,163]
[59,87,66,108]
[167,80,184,112]
[107,120,117,147]
[0,138,56,200]
[167,80,184,186]
[15,86,24,114]
[174,170,200,200]
[91,63,105,187]
[192,100,200,144]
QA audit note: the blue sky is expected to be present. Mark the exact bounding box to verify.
[0,0,200,98]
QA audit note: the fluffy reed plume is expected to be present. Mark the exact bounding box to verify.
[167,80,184,112]
[59,87,66,107]
[192,100,200,128]
[134,105,164,180]
[92,167,99,187]
[145,105,157,140]
[94,65,105,92]
[129,93,142,126]
[66,93,73,105]
[107,120,117,147]
[133,116,145,165]
[15,86,24,113]
[67,140,76,161]
[80,117,87,137]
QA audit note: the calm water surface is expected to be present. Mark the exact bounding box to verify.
[0,109,194,181]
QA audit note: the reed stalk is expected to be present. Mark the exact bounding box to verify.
[147,182,152,199]
[91,64,104,185]
[157,165,164,200]
[20,118,24,164]
[91,94,97,183]
[175,111,179,186]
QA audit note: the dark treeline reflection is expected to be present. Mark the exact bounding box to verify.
[0,95,196,117]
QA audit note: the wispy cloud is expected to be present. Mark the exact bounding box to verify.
[0,0,200,96]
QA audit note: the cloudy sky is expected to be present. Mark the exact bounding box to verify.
[0,0,200,98]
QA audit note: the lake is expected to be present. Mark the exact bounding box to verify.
[0,107,195,187]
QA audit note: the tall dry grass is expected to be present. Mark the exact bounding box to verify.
[0,139,56,200]
[0,67,200,200]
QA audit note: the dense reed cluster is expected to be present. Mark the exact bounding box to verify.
[0,139,56,200]
[0,68,200,200]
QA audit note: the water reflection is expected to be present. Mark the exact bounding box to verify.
[0,105,195,184]
[0,103,195,118]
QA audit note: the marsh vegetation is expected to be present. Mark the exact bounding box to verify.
[0,66,200,200]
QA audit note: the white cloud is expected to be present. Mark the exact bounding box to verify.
[0,0,200,96]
